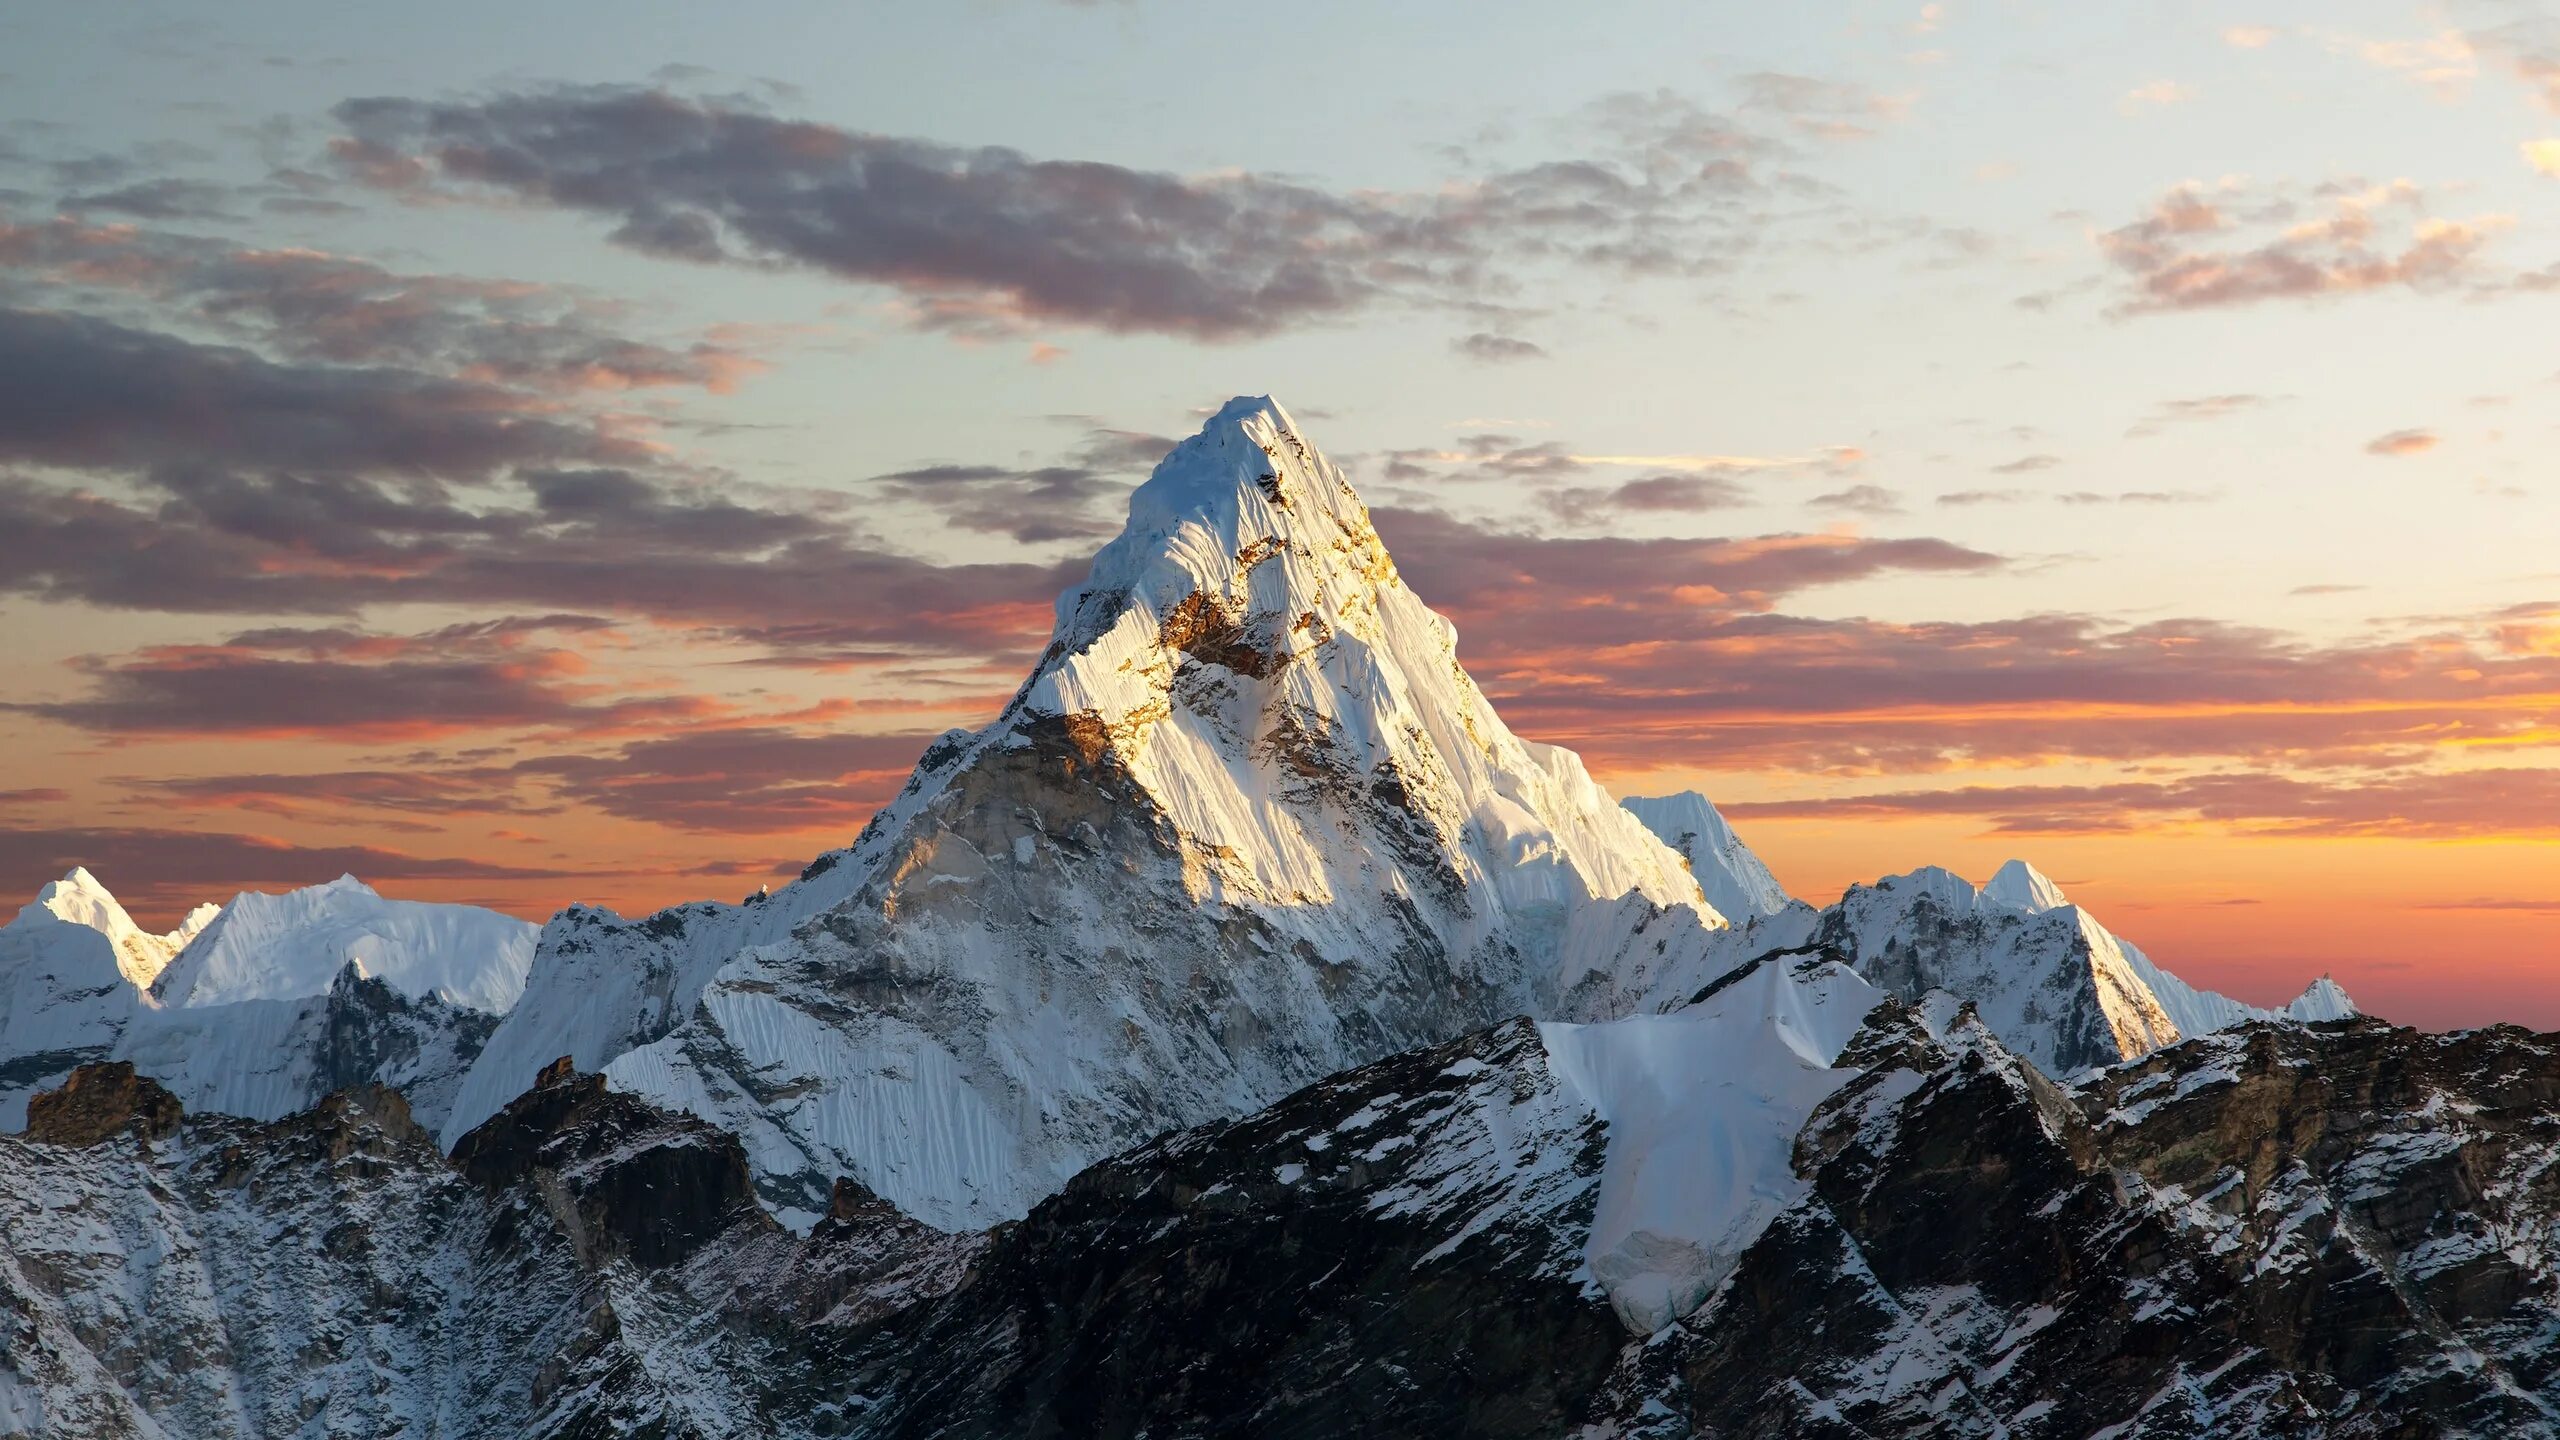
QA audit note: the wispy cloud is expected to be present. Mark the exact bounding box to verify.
[327,82,1821,341]
[2122,80,2197,110]
[2097,178,2507,314]
[1808,483,1904,515]
[2364,428,2438,457]
[1451,332,1549,364]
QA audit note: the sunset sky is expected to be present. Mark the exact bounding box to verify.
[2,1,2557,1029]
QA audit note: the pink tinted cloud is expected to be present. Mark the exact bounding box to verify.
[2098,180,2507,313]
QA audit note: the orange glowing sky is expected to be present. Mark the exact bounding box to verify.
[1,1,2556,1032]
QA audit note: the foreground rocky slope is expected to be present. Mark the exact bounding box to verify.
[8,982,2554,1437]
[1650,1010,2560,1435]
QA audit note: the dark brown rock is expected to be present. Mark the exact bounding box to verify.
[23,1061,182,1147]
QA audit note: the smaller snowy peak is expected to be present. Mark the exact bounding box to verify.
[2282,974,2358,1023]
[151,876,535,1014]
[1821,864,2179,1075]
[1621,792,1793,921]
[1982,858,2069,915]
[17,867,213,987]
[1820,861,2360,1074]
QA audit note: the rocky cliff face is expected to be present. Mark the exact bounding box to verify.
[1610,1010,2560,1436]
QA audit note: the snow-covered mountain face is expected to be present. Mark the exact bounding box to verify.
[149,874,530,1013]
[457,397,1733,1229]
[0,871,534,1131]
[440,789,936,1150]
[1621,791,1794,921]
[1809,857,2356,1076]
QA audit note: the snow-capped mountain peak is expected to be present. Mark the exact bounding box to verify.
[1809,860,2358,1075]
[2282,974,2356,1022]
[1621,791,1795,921]
[1,869,537,1133]
[1982,857,2069,914]
[22,867,215,988]
[482,396,1735,1227]
[1006,394,1707,926]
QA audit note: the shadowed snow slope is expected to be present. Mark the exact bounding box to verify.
[0,871,533,1131]
[465,397,1735,1228]
[1622,791,1794,920]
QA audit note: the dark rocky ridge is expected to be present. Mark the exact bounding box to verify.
[1648,1014,2560,1436]
[451,1054,767,1268]
[9,1003,2560,1436]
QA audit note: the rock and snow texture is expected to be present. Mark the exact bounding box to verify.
[1647,1004,2560,1435]
[1621,791,1793,921]
[1811,857,2355,1076]
[1541,953,1881,1331]
[16,995,2543,1437]
[0,1068,867,1439]
[0,1086,605,1438]
[516,396,1731,1229]
[0,871,534,1132]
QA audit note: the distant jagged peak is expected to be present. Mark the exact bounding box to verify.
[2283,973,2358,1022]
[28,865,145,934]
